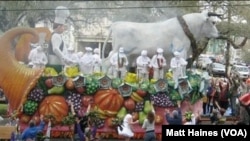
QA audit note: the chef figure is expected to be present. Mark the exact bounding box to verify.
[28,33,48,69]
[79,47,94,76]
[136,50,151,81]
[150,48,167,80]
[170,51,188,89]
[48,6,71,70]
[63,46,80,77]
[109,47,128,79]
[93,48,102,74]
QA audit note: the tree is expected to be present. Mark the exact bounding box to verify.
[0,1,74,32]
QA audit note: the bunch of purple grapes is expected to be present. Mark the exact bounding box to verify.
[66,92,82,112]
[27,87,45,102]
[135,101,144,112]
[150,92,175,107]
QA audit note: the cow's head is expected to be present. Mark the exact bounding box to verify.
[200,11,221,38]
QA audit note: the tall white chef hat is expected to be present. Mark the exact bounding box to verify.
[119,47,124,53]
[156,48,163,53]
[54,6,70,25]
[141,50,147,56]
[174,51,180,57]
[68,46,74,51]
[94,48,99,54]
[85,47,93,52]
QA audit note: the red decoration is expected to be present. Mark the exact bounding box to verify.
[81,96,94,107]
[124,98,136,111]
[136,89,147,97]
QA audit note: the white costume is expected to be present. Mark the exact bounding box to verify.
[109,47,128,79]
[28,45,37,68]
[93,48,102,73]
[150,48,167,80]
[118,114,134,137]
[48,6,71,65]
[64,47,78,66]
[136,50,151,81]
[79,47,94,75]
[76,51,83,63]
[170,51,188,89]
[63,47,80,77]
[28,45,48,69]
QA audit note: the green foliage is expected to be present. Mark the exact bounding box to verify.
[0,104,7,115]
[188,73,201,88]
[62,113,75,126]
[140,81,150,91]
[36,131,50,141]
[190,88,202,104]
[112,117,123,126]
[169,89,182,101]
[111,78,123,89]
[184,111,193,121]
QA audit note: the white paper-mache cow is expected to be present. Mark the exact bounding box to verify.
[102,11,221,72]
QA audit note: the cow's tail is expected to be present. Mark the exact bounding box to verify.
[102,27,112,59]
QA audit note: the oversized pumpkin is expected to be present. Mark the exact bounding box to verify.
[38,95,69,123]
[94,89,124,115]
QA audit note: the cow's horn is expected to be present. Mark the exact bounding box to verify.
[207,12,223,19]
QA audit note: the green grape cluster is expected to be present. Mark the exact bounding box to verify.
[85,79,99,95]
[23,100,38,116]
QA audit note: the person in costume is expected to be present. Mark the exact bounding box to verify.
[28,33,48,69]
[21,115,46,141]
[118,111,139,141]
[48,6,71,71]
[150,48,166,80]
[63,46,80,77]
[93,48,102,74]
[170,51,188,89]
[79,47,95,76]
[136,50,151,81]
[109,47,128,79]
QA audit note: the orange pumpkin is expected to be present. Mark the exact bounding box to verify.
[94,89,124,112]
[38,95,69,123]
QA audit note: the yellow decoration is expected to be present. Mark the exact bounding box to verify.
[93,71,105,78]
[64,66,80,78]
[44,67,58,77]
[124,72,137,83]
[165,71,173,79]
[150,79,157,83]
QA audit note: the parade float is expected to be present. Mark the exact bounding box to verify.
[0,27,206,140]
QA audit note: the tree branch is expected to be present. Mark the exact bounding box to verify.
[216,36,248,49]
